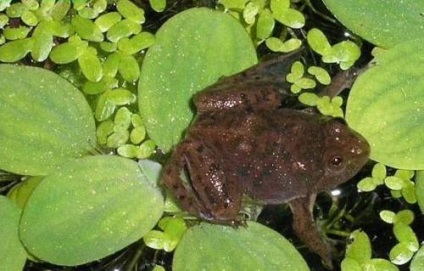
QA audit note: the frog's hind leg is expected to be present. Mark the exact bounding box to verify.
[162,139,242,224]
[162,140,207,219]
[289,195,335,269]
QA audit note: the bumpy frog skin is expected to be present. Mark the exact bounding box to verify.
[162,52,370,268]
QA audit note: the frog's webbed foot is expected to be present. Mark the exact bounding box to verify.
[289,195,336,270]
[162,139,242,223]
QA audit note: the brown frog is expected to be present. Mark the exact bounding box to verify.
[162,51,370,268]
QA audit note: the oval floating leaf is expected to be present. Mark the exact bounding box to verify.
[0,65,96,175]
[0,38,33,62]
[116,0,145,24]
[173,222,309,270]
[78,47,103,82]
[414,171,424,213]
[138,8,257,152]
[0,196,27,271]
[71,15,104,42]
[19,155,164,266]
[323,0,424,48]
[411,244,424,271]
[346,39,424,169]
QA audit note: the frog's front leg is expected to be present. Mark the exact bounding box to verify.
[162,139,242,223]
[289,195,335,269]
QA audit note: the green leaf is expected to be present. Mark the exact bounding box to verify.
[363,258,399,271]
[372,163,387,180]
[0,38,33,62]
[411,245,424,271]
[7,176,43,209]
[389,242,414,265]
[270,0,289,14]
[322,0,424,48]
[393,224,419,252]
[3,26,31,40]
[306,28,331,55]
[116,0,145,24]
[21,9,38,26]
[346,39,424,169]
[415,170,424,213]
[107,129,130,148]
[49,0,71,21]
[243,2,259,25]
[31,22,54,62]
[402,181,417,204]
[49,21,74,38]
[273,8,304,29]
[379,210,395,224]
[83,76,117,95]
[71,15,104,42]
[107,19,141,43]
[72,0,89,11]
[341,257,361,271]
[93,0,107,13]
[118,53,140,82]
[298,92,319,106]
[95,12,122,32]
[114,107,132,131]
[19,155,164,266]
[357,177,378,192]
[22,0,39,10]
[0,14,9,28]
[117,32,155,55]
[256,9,274,40]
[144,230,167,250]
[307,28,331,55]
[138,139,156,158]
[130,125,146,144]
[96,119,114,145]
[95,92,117,121]
[150,0,166,12]
[0,65,96,176]
[0,0,12,11]
[138,8,257,152]
[394,210,414,225]
[49,39,88,64]
[6,3,25,18]
[308,66,330,85]
[117,144,141,158]
[138,159,162,187]
[0,196,27,271]
[385,176,404,190]
[108,88,137,105]
[78,47,103,82]
[345,230,372,263]
[103,52,120,77]
[78,7,99,19]
[173,222,309,270]
[218,0,248,9]
[322,41,360,70]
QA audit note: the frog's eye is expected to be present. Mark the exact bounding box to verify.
[329,155,344,169]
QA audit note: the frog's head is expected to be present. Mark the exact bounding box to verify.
[317,118,370,191]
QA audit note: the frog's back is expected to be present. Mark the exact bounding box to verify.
[188,109,328,203]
